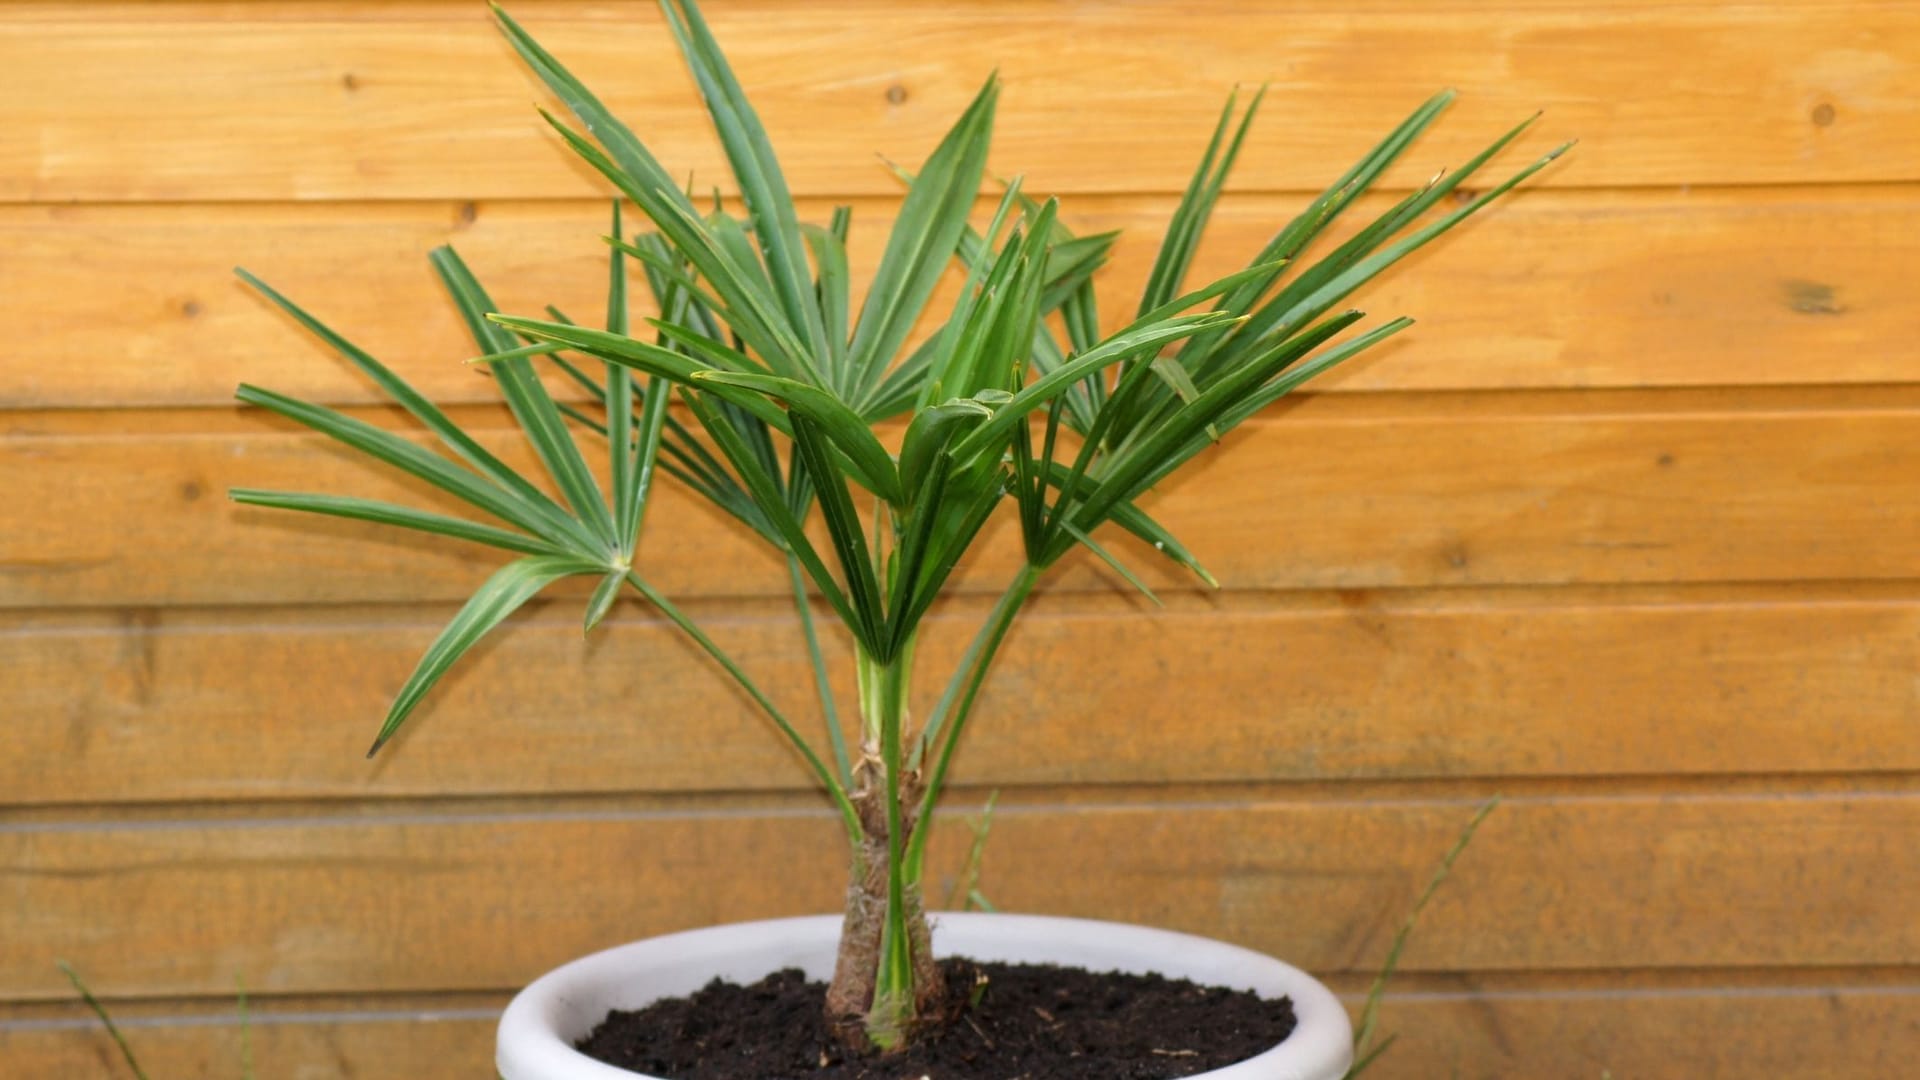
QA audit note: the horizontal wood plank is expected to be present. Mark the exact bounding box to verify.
[1361,982,1920,1080]
[6,398,1920,608]
[7,4,1914,1077]
[9,186,1918,409]
[7,0,1877,19]
[7,980,1916,1080]
[5,1,1911,202]
[4,792,1916,1000]
[0,1000,495,1080]
[7,588,1920,806]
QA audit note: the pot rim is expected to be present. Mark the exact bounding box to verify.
[498,912,1354,1080]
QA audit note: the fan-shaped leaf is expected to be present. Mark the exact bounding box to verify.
[233,384,593,552]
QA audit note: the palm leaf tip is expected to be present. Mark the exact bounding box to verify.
[584,571,626,634]
[365,555,599,757]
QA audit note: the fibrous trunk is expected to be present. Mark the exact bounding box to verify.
[825,764,942,1050]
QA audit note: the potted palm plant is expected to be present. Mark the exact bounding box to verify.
[229,1,1566,1076]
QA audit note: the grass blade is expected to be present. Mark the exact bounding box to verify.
[946,790,1000,911]
[1346,1034,1400,1079]
[1349,799,1501,1077]
[57,963,150,1080]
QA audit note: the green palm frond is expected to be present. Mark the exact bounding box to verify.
[848,79,998,406]
[367,554,605,756]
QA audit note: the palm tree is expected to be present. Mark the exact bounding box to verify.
[231,0,1567,1051]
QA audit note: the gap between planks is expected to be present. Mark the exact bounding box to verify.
[8,179,1918,216]
[4,0,1895,23]
[13,575,1920,630]
[5,772,1919,831]
[12,177,1919,210]
[6,965,1920,1021]
[13,383,1920,438]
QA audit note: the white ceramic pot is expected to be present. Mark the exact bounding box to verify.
[497,912,1353,1080]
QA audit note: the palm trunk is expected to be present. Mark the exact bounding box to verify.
[825,647,943,1051]
[824,770,942,1047]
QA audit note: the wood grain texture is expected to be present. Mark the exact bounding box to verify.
[6,0,1917,1074]
[7,587,1920,806]
[1357,983,1920,1080]
[5,0,1882,18]
[5,1,1912,203]
[6,396,1920,608]
[8,982,1917,1080]
[1,1004,492,1080]
[9,186,1918,409]
[5,792,1916,1000]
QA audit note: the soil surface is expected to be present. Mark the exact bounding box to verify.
[575,958,1298,1079]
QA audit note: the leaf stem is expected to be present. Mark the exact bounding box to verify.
[788,554,853,787]
[904,563,1040,881]
[876,652,915,1045]
[856,643,919,1048]
[624,571,862,846]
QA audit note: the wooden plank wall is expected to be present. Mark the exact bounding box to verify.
[4,1,1917,1076]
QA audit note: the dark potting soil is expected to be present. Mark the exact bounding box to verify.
[575,959,1297,1080]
